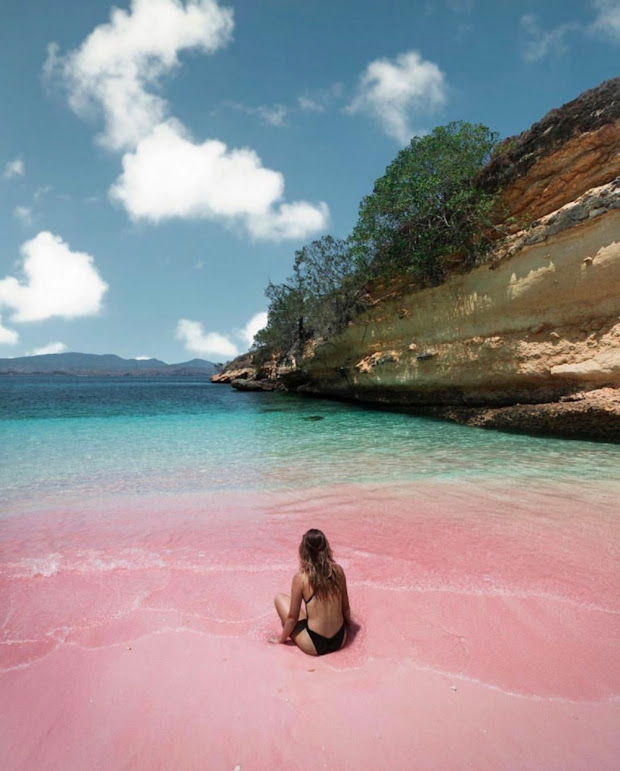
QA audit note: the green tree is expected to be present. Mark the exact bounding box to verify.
[254,236,365,359]
[351,121,499,285]
[292,236,364,338]
[253,279,308,359]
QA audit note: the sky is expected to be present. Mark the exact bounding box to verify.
[0,0,618,363]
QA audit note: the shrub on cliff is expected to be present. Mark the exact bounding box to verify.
[293,236,366,338]
[254,236,364,359]
[255,122,500,362]
[253,280,307,360]
[351,121,499,285]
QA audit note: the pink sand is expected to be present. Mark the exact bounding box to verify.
[1,481,619,769]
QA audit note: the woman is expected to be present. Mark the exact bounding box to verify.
[274,528,351,656]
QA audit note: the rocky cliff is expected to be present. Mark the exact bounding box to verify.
[218,80,620,440]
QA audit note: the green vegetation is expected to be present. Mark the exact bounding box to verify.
[255,121,500,362]
[254,236,365,360]
[352,122,499,284]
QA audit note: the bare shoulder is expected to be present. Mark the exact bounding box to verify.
[292,571,306,589]
[334,563,347,581]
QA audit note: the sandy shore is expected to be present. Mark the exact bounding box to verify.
[1,482,619,769]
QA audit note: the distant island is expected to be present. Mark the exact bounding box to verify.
[0,352,220,377]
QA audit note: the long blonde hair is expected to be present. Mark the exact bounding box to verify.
[299,528,340,600]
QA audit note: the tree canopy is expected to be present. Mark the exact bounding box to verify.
[351,121,498,284]
[254,121,501,362]
[253,236,363,359]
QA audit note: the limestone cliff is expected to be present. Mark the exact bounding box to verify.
[216,80,620,440]
[287,81,620,440]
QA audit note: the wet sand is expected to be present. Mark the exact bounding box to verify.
[1,481,619,769]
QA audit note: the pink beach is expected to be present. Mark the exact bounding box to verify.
[1,480,618,770]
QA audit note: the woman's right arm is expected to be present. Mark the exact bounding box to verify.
[338,565,352,625]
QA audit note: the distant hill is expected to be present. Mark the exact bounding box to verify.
[0,352,220,377]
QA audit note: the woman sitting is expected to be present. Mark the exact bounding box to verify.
[274,528,351,656]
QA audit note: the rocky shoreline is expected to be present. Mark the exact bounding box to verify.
[422,388,620,442]
[212,367,620,441]
[213,80,620,443]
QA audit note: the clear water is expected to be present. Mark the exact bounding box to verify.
[1,377,618,512]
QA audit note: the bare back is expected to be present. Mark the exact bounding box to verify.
[301,564,349,638]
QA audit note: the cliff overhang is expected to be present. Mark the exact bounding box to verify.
[216,80,620,441]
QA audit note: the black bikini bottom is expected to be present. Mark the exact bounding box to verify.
[295,620,346,656]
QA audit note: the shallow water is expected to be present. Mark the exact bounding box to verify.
[2,377,618,505]
[1,378,618,769]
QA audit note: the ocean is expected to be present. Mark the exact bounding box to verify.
[1,377,619,769]
[2,377,618,506]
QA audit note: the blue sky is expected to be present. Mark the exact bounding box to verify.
[1,0,618,362]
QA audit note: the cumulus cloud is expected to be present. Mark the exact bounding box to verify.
[347,50,447,144]
[0,316,19,346]
[46,0,328,241]
[520,14,577,61]
[13,206,33,225]
[176,310,268,359]
[26,342,68,356]
[45,0,234,151]
[590,0,620,42]
[0,231,108,323]
[109,120,329,239]
[3,157,24,179]
[176,318,238,359]
[238,311,268,347]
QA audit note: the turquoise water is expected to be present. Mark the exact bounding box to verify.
[1,377,618,511]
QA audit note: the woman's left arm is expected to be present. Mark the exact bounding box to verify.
[279,573,304,643]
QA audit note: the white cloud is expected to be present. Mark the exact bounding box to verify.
[26,342,68,356]
[247,201,329,241]
[238,311,268,347]
[135,355,152,360]
[176,310,268,359]
[47,0,328,242]
[13,206,33,225]
[0,231,109,323]
[590,0,620,42]
[0,316,19,346]
[176,318,238,358]
[347,50,447,144]
[109,120,329,239]
[520,14,577,61]
[228,102,289,127]
[4,157,24,179]
[45,0,234,151]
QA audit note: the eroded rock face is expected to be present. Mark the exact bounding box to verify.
[480,78,620,223]
[428,388,620,442]
[285,82,620,439]
[221,81,620,438]
[289,182,620,416]
[211,352,256,384]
